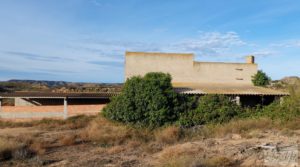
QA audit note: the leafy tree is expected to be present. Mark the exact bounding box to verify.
[252,70,271,86]
[179,95,242,126]
[103,72,196,128]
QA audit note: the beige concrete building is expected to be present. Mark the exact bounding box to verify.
[125,51,288,106]
[125,52,257,85]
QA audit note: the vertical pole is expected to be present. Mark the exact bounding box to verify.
[0,97,2,112]
[64,97,68,119]
[280,96,284,105]
[236,96,241,106]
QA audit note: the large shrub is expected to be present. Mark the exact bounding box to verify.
[254,87,300,120]
[179,95,242,126]
[103,72,196,128]
[252,70,271,86]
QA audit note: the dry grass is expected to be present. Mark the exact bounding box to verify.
[158,153,236,167]
[37,115,94,130]
[0,138,21,161]
[0,115,94,130]
[182,117,300,141]
[80,116,131,145]
[158,155,197,167]
[182,118,274,140]
[158,142,203,161]
[202,156,237,167]
[284,118,300,130]
[211,118,273,138]
[141,142,163,154]
[59,134,77,146]
[29,141,46,155]
[107,145,126,155]
[203,117,300,139]
[126,140,142,149]
[155,126,182,145]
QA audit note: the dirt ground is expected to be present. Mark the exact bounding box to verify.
[0,123,299,167]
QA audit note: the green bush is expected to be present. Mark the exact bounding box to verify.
[252,70,271,86]
[258,93,300,121]
[179,95,242,126]
[236,86,300,121]
[103,72,196,128]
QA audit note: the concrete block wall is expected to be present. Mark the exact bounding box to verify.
[125,52,194,83]
[125,52,258,85]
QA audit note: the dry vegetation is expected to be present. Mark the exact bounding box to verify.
[0,114,299,167]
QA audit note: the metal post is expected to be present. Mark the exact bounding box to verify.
[63,98,68,119]
[236,96,241,106]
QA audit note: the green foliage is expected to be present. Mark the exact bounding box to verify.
[257,87,300,120]
[179,95,242,126]
[235,85,300,122]
[252,70,271,86]
[103,72,196,128]
[104,72,299,128]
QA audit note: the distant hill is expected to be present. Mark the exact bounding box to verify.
[8,79,69,88]
[0,79,123,93]
[271,76,300,90]
[1,77,299,93]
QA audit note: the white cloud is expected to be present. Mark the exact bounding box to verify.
[167,31,246,56]
[270,40,300,48]
[248,50,276,57]
[77,31,248,59]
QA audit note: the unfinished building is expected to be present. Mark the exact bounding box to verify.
[125,51,288,106]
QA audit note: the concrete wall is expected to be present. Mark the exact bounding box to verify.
[125,52,258,85]
[15,98,40,106]
[14,98,110,106]
[125,52,194,83]
[192,62,257,84]
[0,104,105,120]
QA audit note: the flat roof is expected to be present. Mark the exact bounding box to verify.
[0,92,120,99]
[126,51,194,56]
[173,83,289,96]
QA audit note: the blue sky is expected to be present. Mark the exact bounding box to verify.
[0,0,300,83]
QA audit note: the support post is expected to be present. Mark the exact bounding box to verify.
[0,97,2,112]
[235,96,241,106]
[280,96,284,105]
[63,97,68,119]
[261,95,264,106]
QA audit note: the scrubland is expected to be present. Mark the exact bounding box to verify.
[0,114,299,167]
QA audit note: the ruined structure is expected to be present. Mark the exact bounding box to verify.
[125,51,288,106]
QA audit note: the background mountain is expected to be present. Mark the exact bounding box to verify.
[1,77,299,93]
[0,79,123,93]
[271,76,300,90]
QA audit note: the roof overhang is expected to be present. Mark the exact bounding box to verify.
[0,92,120,99]
[173,83,289,96]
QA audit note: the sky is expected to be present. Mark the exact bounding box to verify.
[0,0,300,83]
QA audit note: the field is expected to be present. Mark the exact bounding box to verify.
[0,115,299,167]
